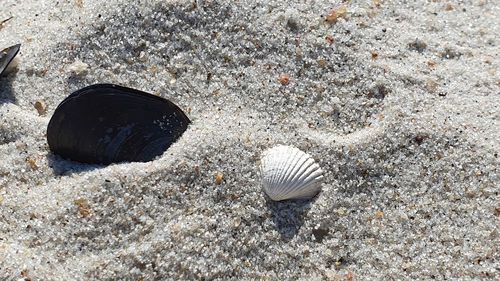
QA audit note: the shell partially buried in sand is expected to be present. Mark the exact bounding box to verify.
[47,84,190,164]
[259,145,324,201]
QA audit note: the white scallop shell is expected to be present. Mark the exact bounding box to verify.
[259,145,324,201]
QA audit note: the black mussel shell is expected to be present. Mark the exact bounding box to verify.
[0,44,20,76]
[47,84,190,164]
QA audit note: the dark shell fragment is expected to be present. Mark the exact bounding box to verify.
[47,84,190,164]
[0,44,20,76]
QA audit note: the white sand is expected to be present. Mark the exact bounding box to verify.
[1,0,499,279]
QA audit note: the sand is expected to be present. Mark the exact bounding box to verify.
[1,0,499,280]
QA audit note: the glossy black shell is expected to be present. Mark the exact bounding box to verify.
[0,44,20,76]
[47,84,190,164]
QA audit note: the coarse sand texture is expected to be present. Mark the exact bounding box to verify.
[1,0,499,280]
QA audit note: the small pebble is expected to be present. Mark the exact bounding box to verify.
[325,35,335,44]
[279,73,290,85]
[74,198,91,217]
[34,100,47,116]
[325,5,347,23]
[215,172,224,185]
[425,79,438,93]
[68,59,89,76]
[26,157,38,170]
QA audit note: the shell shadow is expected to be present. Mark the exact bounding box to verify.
[265,197,317,241]
[0,72,17,104]
[47,153,102,176]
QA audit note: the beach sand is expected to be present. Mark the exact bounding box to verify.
[1,0,498,279]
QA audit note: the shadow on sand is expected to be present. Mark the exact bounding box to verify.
[47,153,102,176]
[0,72,18,104]
[265,196,317,241]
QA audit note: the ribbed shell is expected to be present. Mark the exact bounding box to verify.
[259,145,324,201]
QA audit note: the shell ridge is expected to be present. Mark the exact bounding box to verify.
[266,154,282,190]
[281,161,321,199]
[267,146,290,192]
[278,149,311,194]
[285,158,316,191]
[276,147,309,198]
[262,154,279,196]
[288,169,323,197]
[260,154,276,197]
[275,147,303,198]
[274,146,302,196]
[294,163,322,186]
[291,184,321,199]
[259,145,324,201]
[273,157,314,199]
[301,169,324,185]
[285,169,323,198]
